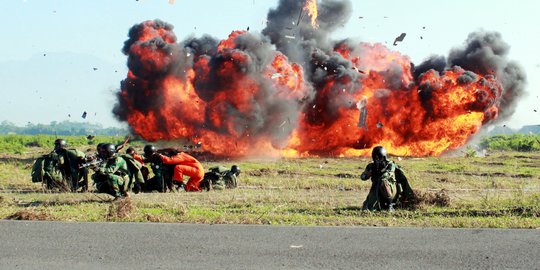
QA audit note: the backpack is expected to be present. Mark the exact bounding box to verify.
[31,153,64,186]
[120,154,145,190]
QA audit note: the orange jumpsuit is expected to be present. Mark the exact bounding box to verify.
[132,154,144,165]
[160,152,204,192]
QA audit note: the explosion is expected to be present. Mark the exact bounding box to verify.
[113,0,525,158]
[304,0,319,28]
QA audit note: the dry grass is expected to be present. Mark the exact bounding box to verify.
[6,209,54,221]
[1,149,539,227]
[401,189,451,209]
[106,197,135,220]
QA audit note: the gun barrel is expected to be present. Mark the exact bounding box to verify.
[79,159,103,169]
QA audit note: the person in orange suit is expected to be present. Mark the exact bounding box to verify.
[143,145,204,192]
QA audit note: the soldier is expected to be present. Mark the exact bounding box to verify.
[200,165,240,191]
[140,145,173,192]
[360,146,415,211]
[225,165,240,188]
[53,139,87,192]
[143,145,204,192]
[91,143,130,199]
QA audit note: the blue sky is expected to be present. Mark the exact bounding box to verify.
[1,0,538,129]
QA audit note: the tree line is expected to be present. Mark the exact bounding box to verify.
[0,121,127,136]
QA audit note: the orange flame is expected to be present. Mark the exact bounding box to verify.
[304,0,318,28]
[117,21,505,158]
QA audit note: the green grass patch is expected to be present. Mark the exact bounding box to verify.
[1,147,540,228]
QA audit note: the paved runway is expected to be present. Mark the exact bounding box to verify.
[0,221,538,269]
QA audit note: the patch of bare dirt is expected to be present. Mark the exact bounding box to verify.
[335,173,357,178]
[6,209,54,221]
[426,170,531,178]
[246,168,275,177]
[400,189,451,209]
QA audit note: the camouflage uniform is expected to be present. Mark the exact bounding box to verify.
[360,160,414,210]
[119,154,145,192]
[55,148,87,192]
[202,166,239,190]
[92,155,129,198]
[142,158,175,193]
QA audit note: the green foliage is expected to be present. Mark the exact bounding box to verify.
[464,146,477,158]
[0,134,129,154]
[480,134,540,151]
[0,120,127,136]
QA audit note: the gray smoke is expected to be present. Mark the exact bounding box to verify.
[262,0,352,65]
[415,31,527,123]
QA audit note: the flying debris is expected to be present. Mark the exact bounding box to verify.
[93,68,98,71]
[113,1,525,158]
[296,8,304,26]
[357,98,368,130]
[352,67,365,74]
[81,111,87,119]
[393,33,406,46]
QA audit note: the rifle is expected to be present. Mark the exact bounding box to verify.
[79,157,103,169]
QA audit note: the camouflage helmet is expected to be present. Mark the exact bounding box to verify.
[54,139,67,150]
[101,143,117,159]
[143,145,157,158]
[126,147,136,155]
[230,165,241,176]
[371,146,387,162]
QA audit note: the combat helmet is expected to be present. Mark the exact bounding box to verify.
[54,139,67,152]
[143,145,157,158]
[101,143,117,159]
[371,146,387,162]
[230,165,241,176]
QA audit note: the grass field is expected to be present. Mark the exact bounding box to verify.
[0,141,539,228]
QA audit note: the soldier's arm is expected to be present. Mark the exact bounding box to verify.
[360,163,374,180]
[97,157,125,175]
[159,154,181,165]
[160,152,196,165]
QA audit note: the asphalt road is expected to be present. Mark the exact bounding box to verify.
[0,221,538,269]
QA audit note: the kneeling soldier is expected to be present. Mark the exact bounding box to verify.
[91,143,129,199]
